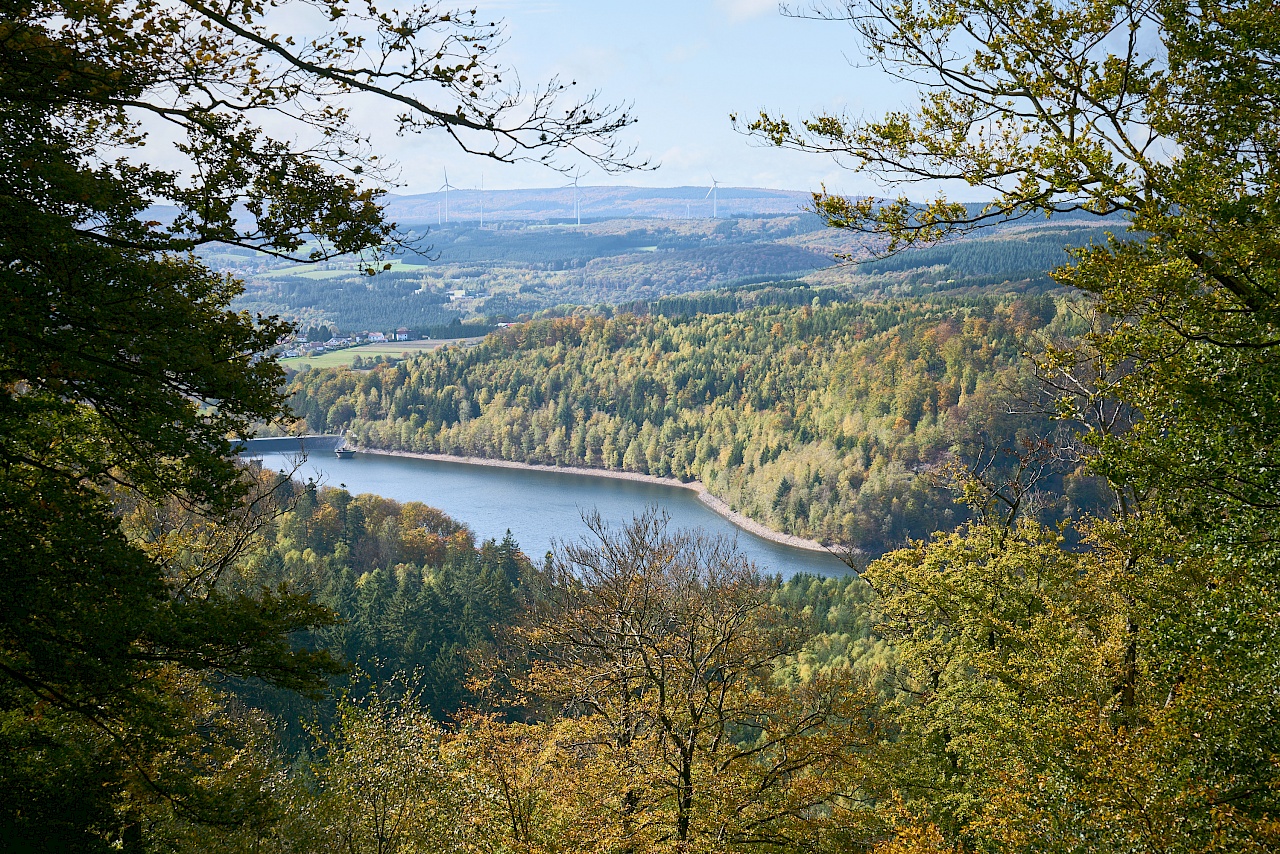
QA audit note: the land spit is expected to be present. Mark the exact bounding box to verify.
[356,448,835,555]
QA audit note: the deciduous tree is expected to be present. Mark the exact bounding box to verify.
[515,511,875,852]
[1,0,638,846]
[749,1,1280,849]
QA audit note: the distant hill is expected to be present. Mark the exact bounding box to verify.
[223,185,1131,330]
[383,185,814,223]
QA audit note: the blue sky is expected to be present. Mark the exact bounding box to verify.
[368,1,922,196]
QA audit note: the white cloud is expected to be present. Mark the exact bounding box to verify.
[713,0,781,23]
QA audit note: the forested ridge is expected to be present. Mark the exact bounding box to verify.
[288,294,1099,551]
[236,270,463,333]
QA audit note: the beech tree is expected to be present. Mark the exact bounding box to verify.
[516,511,874,852]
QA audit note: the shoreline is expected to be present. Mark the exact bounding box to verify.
[355,448,834,555]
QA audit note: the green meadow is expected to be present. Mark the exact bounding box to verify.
[281,337,484,369]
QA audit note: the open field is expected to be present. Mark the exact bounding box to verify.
[281,337,485,369]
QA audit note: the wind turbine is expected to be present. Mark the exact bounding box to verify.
[705,176,721,218]
[438,168,456,223]
[562,167,586,225]
[479,172,485,228]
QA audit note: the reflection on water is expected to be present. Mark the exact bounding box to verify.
[248,450,852,579]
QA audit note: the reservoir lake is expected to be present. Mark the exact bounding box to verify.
[249,449,851,578]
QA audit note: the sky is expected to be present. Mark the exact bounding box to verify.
[351,1,928,197]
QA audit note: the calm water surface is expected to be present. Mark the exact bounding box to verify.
[250,448,851,578]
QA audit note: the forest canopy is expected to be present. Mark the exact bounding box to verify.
[280,0,1280,849]
[739,0,1280,849]
[0,0,636,849]
[286,294,1096,551]
[5,0,1280,852]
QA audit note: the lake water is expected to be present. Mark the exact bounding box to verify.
[248,447,851,578]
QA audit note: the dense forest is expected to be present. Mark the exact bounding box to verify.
[853,224,1123,280]
[159,474,893,852]
[234,270,464,333]
[287,295,1104,552]
[232,474,886,726]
